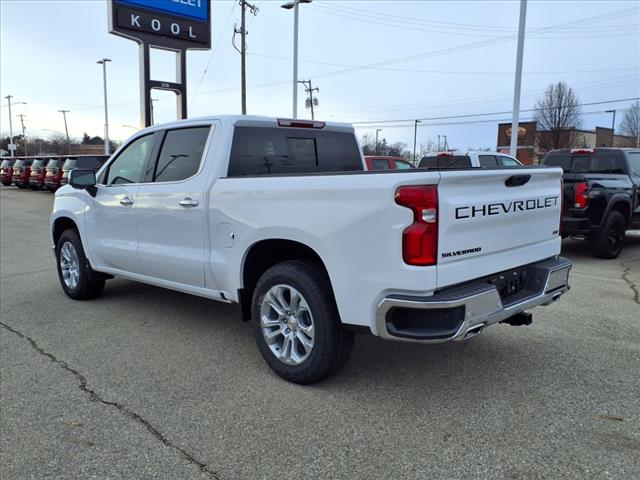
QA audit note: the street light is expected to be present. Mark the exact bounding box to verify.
[375,128,382,155]
[281,0,312,119]
[413,120,421,163]
[4,96,26,157]
[97,58,112,155]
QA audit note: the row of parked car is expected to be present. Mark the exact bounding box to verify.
[0,155,108,191]
[364,151,523,170]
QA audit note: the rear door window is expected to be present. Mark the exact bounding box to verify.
[153,126,210,182]
[370,159,391,170]
[571,152,626,174]
[228,127,362,176]
[628,152,640,178]
[395,160,414,169]
[478,155,498,167]
[498,156,521,166]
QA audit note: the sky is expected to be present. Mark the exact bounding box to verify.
[1,0,639,151]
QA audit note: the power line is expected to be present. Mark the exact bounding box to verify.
[350,98,640,126]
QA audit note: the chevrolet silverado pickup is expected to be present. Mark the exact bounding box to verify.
[50,115,571,383]
[543,148,640,258]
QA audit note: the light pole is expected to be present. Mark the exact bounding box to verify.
[97,58,112,155]
[606,109,616,146]
[4,97,26,157]
[413,120,421,163]
[509,0,527,158]
[375,128,382,155]
[281,0,312,119]
[58,110,71,154]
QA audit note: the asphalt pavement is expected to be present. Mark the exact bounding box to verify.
[1,187,639,480]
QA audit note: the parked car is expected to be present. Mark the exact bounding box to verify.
[51,115,570,384]
[419,151,523,168]
[44,157,66,192]
[365,156,415,170]
[11,158,34,188]
[59,155,109,187]
[28,158,51,190]
[1,158,16,186]
[542,148,640,258]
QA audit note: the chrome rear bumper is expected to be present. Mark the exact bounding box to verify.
[376,256,572,343]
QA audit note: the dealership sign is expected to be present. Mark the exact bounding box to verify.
[109,0,211,48]
[107,0,212,127]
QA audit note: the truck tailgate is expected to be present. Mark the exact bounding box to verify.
[437,167,563,288]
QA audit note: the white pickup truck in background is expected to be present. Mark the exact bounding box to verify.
[50,115,571,383]
[419,150,523,168]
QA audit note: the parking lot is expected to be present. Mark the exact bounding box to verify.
[0,186,638,480]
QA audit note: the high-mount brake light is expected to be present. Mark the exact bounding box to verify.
[277,119,326,129]
[574,182,589,209]
[570,148,594,154]
[437,152,453,157]
[395,185,438,266]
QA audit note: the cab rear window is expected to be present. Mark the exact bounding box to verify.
[543,151,626,174]
[228,127,362,177]
[418,155,472,168]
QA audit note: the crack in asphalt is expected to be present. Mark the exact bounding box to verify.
[0,321,222,480]
[620,262,640,305]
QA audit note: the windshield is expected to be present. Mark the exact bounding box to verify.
[47,159,62,169]
[62,159,77,170]
[13,160,25,168]
[32,159,45,168]
[1,160,12,168]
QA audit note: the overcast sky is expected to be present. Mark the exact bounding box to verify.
[1,0,638,150]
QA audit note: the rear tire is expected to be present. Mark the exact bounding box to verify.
[56,229,105,300]
[251,260,354,384]
[591,211,626,259]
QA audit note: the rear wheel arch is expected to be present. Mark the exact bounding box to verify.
[610,199,632,226]
[239,239,333,321]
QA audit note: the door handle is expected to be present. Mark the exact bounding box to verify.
[179,198,199,208]
[119,196,134,206]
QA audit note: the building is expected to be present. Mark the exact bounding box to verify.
[496,122,635,164]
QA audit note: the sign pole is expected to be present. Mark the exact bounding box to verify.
[510,0,527,158]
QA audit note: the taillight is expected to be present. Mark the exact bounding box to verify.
[395,185,438,266]
[574,182,589,208]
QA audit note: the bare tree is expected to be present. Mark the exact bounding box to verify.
[619,100,640,148]
[534,82,583,151]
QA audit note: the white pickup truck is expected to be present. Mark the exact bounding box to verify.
[51,115,571,383]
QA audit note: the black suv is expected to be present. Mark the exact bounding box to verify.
[59,155,109,187]
[543,148,640,258]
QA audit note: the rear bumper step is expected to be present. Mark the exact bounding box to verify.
[375,256,571,342]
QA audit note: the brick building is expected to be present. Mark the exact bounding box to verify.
[496,121,635,164]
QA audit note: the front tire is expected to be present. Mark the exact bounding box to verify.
[56,229,105,299]
[591,211,626,259]
[251,260,354,384]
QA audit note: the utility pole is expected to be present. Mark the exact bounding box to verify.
[58,110,71,154]
[234,0,259,115]
[5,96,14,157]
[375,128,382,155]
[413,120,420,162]
[298,79,319,120]
[17,114,27,156]
[606,109,616,146]
[97,58,112,155]
[509,0,527,158]
[443,135,448,151]
[437,135,441,151]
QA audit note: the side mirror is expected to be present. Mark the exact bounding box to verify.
[69,169,97,196]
